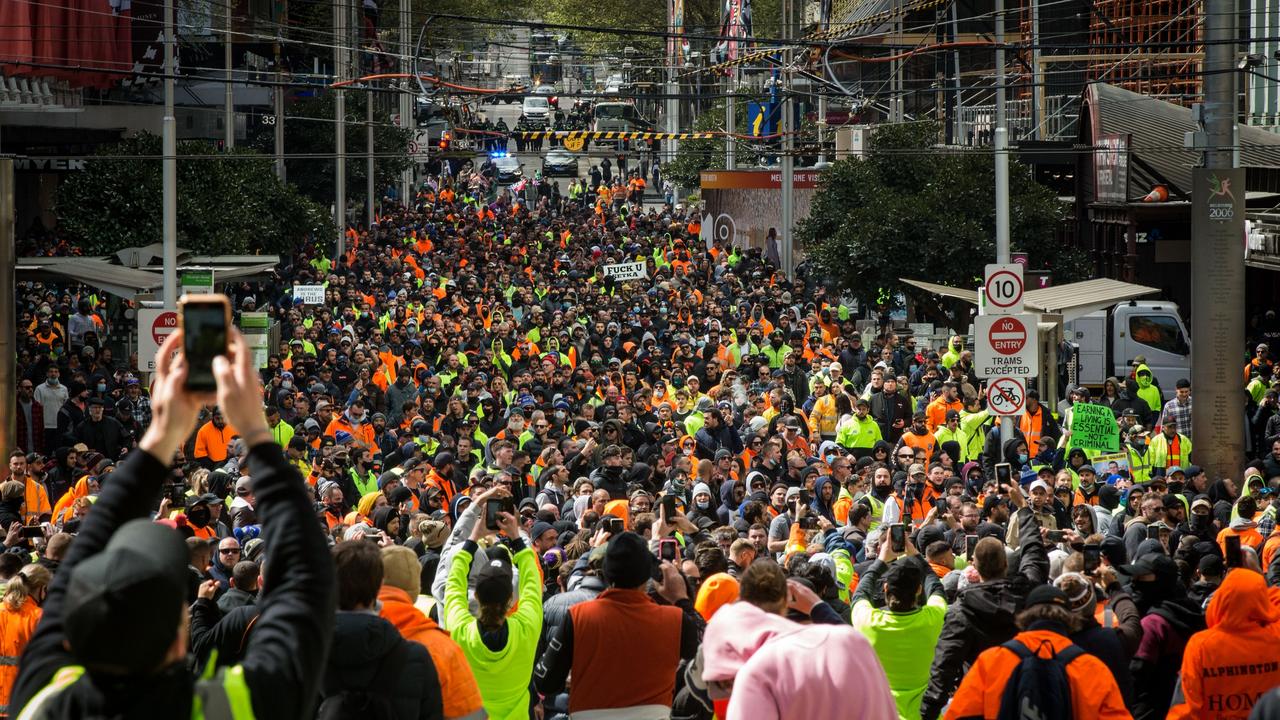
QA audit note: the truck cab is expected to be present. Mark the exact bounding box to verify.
[1065,301,1190,399]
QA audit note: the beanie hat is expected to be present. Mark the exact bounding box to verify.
[603,532,654,589]
[1054,572,1097,618]
[418,520,448,549]
[694,572,740,621]
[381,545,422,596]
[529,521,556,544]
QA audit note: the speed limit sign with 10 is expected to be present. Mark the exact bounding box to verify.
[983,263,1024,315]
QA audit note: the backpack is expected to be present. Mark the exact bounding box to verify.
[316,640,410,720]
[995,638,1085,720]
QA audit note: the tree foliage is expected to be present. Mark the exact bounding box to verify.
[56,134,331,256]
[248,93,412,210]
[797,121,1088,331]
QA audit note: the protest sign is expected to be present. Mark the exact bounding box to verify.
[1072,403,1120,452]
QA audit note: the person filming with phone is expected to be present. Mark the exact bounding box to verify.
[10,322,336,719]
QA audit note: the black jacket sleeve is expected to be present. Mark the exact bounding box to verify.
[808,601,845,625]
[188,597,225,669]
[1105,583,1144,655]
[676,598,702,661]
[534,608,574,698]
[1015,507,1049,585]
[921,601,976,720]
[12,448,170,712]
[238,442,337,720]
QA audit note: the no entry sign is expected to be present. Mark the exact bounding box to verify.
[988,316,1027,356]
[987,377,1027,416]
[975,314,1039,378]
[137,309,179,372]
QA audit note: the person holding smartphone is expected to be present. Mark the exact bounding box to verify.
[11,328,337,719]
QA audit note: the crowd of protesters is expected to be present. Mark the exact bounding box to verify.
[3,167,1280,720]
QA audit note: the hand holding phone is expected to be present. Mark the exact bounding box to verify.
[889,523,906,553]
[179,294,231,392]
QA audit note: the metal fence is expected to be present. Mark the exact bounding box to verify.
[957,95,1081,145]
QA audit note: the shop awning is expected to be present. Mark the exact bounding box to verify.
[17,259,164,298]
[900,276,1160,322]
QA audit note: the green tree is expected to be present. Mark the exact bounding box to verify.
[797,121,1088,331]
[56,134,331,256]
[250,93,412,209]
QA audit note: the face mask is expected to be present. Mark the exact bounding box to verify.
[1133,440,1146,449]
[771,339,783,348]
[349,413,364,424]
[1018,454,1029,463]
[187,506,211,526]
[96,383,107,393]
[696,500,710,510]
[47,378,58,386]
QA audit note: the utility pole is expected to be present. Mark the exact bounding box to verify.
[335,0,347,257]
[779,0,794,278]
[994,0,1013,446]
[399,0,412,202]
[273,2,286,181]
[0,159,15,463]
[891,0,902,121]
[1191,0,1245,480]
[162,0,177,307]
[726,67,737,170]
[367,84,376,227]
[1030,0,1042,140]
[224,0,234,147]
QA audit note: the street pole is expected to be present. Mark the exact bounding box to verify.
[0,159,15,463]
[1191,0,1245,480]
[367,84,376,227]
[224,0,234,149]
[1030,0,1042,140]
[726,67,737,170]
[162,0,177,308]
[779,0,794,279]
[274,5,286,182]
[399,0,413,202]
[994,0,1013,446]
[335,0,347,257]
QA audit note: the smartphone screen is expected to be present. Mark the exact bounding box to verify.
[799,489,811,507]
[659,538,678,562]
[889,523,906,552]
[605,516,624,534]
[994,463,1012,487]
[1224,535,1242,568]
[1045,530,1066,543]
[485,499,503,531]
[965,534,978,559]
[661,494,678,519]
[183,301,228,391]
[1083,545,1101,574]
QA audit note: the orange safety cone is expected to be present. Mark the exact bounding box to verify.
[1143,185,1169,202]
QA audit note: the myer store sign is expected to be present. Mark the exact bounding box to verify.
[14,156,87,172]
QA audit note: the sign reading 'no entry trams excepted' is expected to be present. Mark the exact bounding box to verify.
[975,314,1040,377]
[987,377,1027,416]
[983,263,1024,314]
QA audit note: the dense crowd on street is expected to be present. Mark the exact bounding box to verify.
[3,164,1280,720]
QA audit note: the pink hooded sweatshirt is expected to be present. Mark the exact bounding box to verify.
[702,601,898,720]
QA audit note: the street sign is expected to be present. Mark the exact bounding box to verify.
[983,263,1024,314]
[987,377,1026,416]
[975,314,1039,377]
[137,309,179,372]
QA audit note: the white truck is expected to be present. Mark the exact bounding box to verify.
[1063,300,1191,401]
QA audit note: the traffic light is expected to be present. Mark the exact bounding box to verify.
[439,131,450,150]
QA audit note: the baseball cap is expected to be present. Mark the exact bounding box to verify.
[1028,479,1052,495]
[882,560,923,599]
[473,548,514,605]
[908,463,926,478]
[63,519,189,674]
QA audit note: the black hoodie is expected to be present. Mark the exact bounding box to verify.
[322,611,444,720]
[920,507,1048,720]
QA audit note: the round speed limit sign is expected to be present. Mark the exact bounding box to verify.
[983,263,1024,313]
